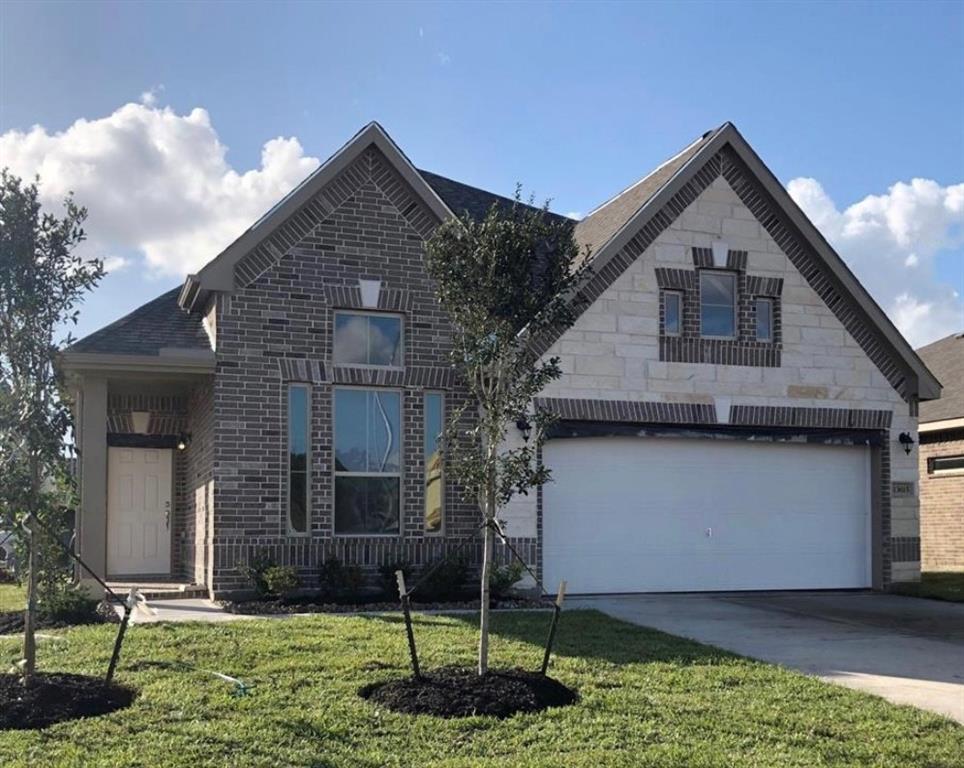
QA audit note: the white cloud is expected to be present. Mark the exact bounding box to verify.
[139,85,164,107]
[102,255,129,272]
[565,211,583,221]
[788,177,964,347]
[0,102,320,276]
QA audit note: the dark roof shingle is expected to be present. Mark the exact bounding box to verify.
[917,333,963,422]
[67,287,209,356]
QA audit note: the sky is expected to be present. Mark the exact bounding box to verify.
[1,0,962,348]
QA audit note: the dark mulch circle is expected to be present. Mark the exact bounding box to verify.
[359,666,578,719]
[0,673,136,730]
[222,596,543,615]
[0,602,116,636]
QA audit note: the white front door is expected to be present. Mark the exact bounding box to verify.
[108,447,172,576]
[543,437,872,594]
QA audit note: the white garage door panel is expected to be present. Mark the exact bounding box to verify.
[543,437,870,593]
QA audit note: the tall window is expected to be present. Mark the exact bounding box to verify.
[755,298,773,341]
[424,393,443,533]
[664,291,682,336]
[333,311,403,367]
[334,389,401,534]
[287,385,309,534]
[700,271,737,338]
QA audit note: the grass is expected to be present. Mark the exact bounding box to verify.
[0,583,24,613]
[0,610,961,767]
[891,571,964,603]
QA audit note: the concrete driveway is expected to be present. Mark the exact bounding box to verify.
[572,592,964,723]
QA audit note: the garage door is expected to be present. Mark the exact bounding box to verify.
[543,436,871,593]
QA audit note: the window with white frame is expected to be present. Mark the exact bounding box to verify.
[664,291,682,336]
[334,388,401,534]
[424,393,443,533]
[700,271,737,338]
[755,297,773,341]
[287,384,310,534]
[333,311,403,367]
[927,454,964,476]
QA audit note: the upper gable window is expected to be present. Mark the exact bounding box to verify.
[664,292,682,336]
[334,311,403,367]
[755,298,773,341]
[700,271,737,339]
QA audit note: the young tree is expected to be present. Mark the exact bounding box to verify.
[0,170,103,685]
[425,195,590,675]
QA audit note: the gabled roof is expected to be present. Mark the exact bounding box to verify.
[179,121,455,309]
[547,121,941,402]
[917,333,962,422]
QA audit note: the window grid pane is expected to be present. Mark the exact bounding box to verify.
[700,272,736,338]
[334,312,402,367]
[755,298,773,341]
[665,292,681,336]
[288,385,309,533]
[424,393,443,533]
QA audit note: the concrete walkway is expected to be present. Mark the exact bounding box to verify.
[572,592,964,724]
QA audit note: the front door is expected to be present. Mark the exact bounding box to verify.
[107,447,172,576]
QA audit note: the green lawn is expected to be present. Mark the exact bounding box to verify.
[0,610,960,767]
[0,583,24,613]
[891,572,964,603]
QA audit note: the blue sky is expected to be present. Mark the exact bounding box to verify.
[2,0,962,346]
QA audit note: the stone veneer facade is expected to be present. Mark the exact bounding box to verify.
[503,174,920,586]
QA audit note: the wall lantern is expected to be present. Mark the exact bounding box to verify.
[515,415,532,443]
[177,433,192,451]
[898,432,915,456]
[130,410,151,434]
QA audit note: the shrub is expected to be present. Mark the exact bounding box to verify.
[379,559,415,600]
[38,586,100,624]
[240,550,277,597]
[318,558,365,603]
[263,566,299,600]
[417,556,470,602]
[0,564,16,584]
[490,561,524,600]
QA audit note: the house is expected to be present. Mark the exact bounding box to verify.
[60,122,940,598]
[916,333,963,571]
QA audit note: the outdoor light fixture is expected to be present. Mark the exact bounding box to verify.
[515,415,532,443]
[898,432,915,455]
[176,433,192,451]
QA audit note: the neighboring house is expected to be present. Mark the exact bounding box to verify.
[916,333,964,571]
[60,122,940,598]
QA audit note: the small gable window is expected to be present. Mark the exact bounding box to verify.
[664,291,682,336]
[334,311,403,367]
[755,298,773,341]
[700,271,736,339]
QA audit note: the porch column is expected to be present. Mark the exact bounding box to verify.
[78,375,108,585]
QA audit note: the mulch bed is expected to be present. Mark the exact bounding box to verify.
[359,666,578,718]
[222,596,545,615]
[0,602,116,635]
[0,673,135,730]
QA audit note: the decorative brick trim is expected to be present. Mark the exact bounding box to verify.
[654,267,697,291]
[660,337,781,367]
[323,284,413,312]
[277,358,328,384]
[729,405,892,430]
[746,275,784,297]
[891,536,920,563]
[324,284,363,307]
[535,396,716,425]
[331,366,406,387]
[106,393,188,434]
[727,250,748,271]
[718,146,910,398]
[405,366,457,389]
[692,246,713,268]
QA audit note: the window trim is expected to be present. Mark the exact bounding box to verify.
[663,290,683,337]
[926,454,964,477]
[699,270,738,340]
[423,391,445,536]
[332,385,403,538]
[286,383,311,537]
[332,309,405,369]
[755,297,774,342]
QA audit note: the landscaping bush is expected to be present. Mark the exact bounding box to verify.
[263,566,299,600]
[37,586,101,625]
[0,565,15,585]
[378,559,415,600]
[490,561,524,600]
[317,558,364,603]
[417,556,470,602]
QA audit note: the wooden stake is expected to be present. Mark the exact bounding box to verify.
[396,570,421,680]
[540,580,567,675]
[105,587,136,685]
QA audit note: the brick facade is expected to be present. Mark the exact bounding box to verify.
[919,433,964,571]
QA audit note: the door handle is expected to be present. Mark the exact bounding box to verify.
[165,501,171,530]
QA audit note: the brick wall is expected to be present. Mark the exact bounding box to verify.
[208,146,490,596]
[919,434,964,571]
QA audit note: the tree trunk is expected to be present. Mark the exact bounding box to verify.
[22,456,40,685]
[477,463,497,676]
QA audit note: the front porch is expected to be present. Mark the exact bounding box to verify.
[63,351,215,598]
